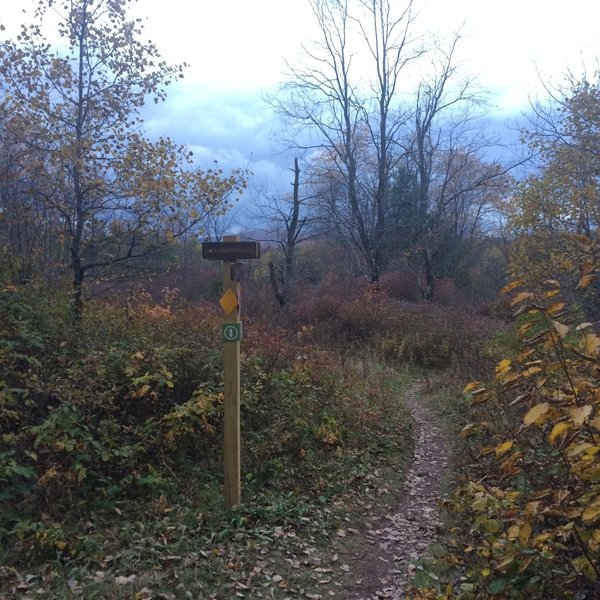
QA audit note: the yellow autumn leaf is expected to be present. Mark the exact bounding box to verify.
[518,321,536,336]
[495,359,512,376]
[463,382,490,405]
[547,302,566,316]
[495,439,514,458]
[523,403,550,426]
[522,366,542,377]
[500,372,521,387]
[510,291,534,306]
[496,556,514,570]
[568,405,593,426]
[516,348,536,362]
[566,442,594,457]
[463,381,484,394]
[582,503,600,523]
[548,422,570,443]
[585,334,600,356]
[132,384,151,398]
[577,274,598,289]
[519,522,533,546]
[507,524,520,539]
[552,320,570,338]
[501,280,525,294]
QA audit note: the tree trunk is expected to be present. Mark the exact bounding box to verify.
[72,266,85,319]
[269,261,286,309]
[422,249,435,300]
[283,157,301,310]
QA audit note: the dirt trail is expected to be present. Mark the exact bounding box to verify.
[347,387,451,599]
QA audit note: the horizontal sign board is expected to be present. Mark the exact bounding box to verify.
[202,241,261,261]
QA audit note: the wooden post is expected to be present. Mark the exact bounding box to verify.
[223,235,241,509]
[201,235,260,510]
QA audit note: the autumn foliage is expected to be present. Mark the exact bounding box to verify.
[0,0,245,315]
[404,75,600,599]
[0,281,419,573]
[409,235,600,599]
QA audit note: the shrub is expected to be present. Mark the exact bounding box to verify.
[0,279,415,569]
[414,237,600,599]
[380,270,420,301]
[290,284,504,380]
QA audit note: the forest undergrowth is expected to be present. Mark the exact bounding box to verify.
[0,282,503,598]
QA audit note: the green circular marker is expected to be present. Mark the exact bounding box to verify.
[222,323,242,342]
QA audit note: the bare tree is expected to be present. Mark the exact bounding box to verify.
[255,158,313,312]
[271,0,515,299]
[272,0,423,285]
[397,38,511,298]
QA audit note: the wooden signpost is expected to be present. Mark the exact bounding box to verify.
[202,235,261,509]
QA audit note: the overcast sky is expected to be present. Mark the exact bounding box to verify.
[135,0,600,191]
[3,0,600,206]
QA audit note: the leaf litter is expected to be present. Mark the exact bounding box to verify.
[340,387,451,599]
[2,385,448,599]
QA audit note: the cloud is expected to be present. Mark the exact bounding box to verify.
[144,84,271,149]
[141,80,297,197]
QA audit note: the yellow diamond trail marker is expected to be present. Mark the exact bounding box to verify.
[219,289,239,316]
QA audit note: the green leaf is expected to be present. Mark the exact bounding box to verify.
[488,578,507,593]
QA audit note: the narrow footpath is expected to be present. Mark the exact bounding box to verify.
[348,388,451,599]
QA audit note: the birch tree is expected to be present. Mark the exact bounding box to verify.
[0,0,245,315]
